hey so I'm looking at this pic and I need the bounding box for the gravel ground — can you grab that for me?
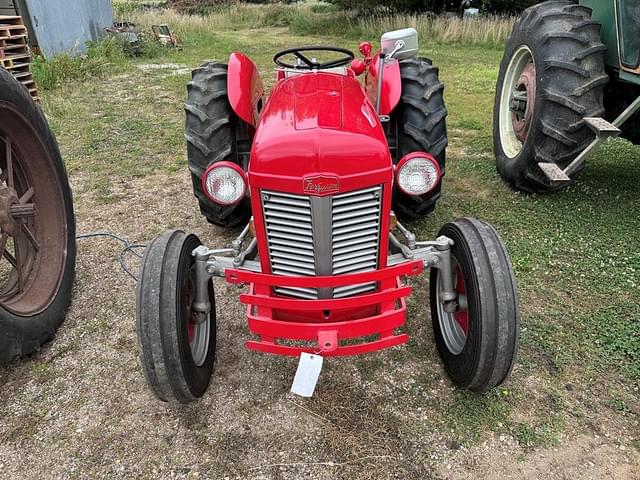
[0,170,638,479]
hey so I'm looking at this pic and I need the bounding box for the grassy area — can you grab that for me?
[35,1,639,458]
[114,1,514,45]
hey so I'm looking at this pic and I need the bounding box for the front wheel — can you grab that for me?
[136,230,216,403]
[430,218,519,392]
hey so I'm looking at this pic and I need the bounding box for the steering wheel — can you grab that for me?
[273,46,355,70]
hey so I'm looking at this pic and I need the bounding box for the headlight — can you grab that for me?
[396,153,441,196]
[202,162,247,205]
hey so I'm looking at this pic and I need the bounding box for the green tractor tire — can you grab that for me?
[493,1,608,193]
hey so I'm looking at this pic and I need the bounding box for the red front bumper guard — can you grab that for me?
[225,260,424,357]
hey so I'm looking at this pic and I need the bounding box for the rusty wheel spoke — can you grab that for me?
[19,186,34,203]
[5,137,13,189]
[21,223,39,251]
[0,232,8,257]
[3,247,17,269]
[12,237,24,293]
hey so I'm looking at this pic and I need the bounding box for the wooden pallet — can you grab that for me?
[0,15,38,102]
[0,16,27,38]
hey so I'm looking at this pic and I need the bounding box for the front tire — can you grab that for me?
[430,218,519,392]
[493,1,607,193]
[136,230,216,403]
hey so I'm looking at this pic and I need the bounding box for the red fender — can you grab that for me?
[365,52,401,116]
[227,52,264,127]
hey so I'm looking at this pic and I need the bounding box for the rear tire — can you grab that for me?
[0,68,76,362]
[430,218,519,392]
[136,230,216,403]
[185,62,252,228]
[493,1,607,193]
[392,57,448,220]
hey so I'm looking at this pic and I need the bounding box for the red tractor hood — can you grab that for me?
[249,72,392,190]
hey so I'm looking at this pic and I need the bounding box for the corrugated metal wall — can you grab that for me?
[23,0,113,58]
[3,0,113,58]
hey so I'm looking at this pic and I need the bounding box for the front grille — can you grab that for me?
[262,190,318,299]
[332,186,381,298]
[262,186,382,299]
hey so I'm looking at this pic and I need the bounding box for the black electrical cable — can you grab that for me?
[75,232,146,281]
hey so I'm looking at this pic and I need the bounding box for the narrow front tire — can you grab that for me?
[136,230,216,403]
[430,218,519,392]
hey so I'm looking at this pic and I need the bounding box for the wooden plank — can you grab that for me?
[11,70,31,80]
[0,25,26,35]
[0,34,27,45]
[2,51,29,61]
[5,62,28,72]
[2,59,29,69]
[0,15,24,24]
[0,15,38,102]
[0,44,28,53]
[5,33,26,41]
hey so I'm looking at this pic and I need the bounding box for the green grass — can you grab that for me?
[36,3,640,451]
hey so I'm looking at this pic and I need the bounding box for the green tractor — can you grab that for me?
[494,0,640,192]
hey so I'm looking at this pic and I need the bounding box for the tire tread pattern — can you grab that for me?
[430,218,519,392]
[136,231,216,403]
[392,58,448,219]
[185,62,250,228]
[494,0,607,193]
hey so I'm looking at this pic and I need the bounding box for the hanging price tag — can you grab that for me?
[290,352,323,397]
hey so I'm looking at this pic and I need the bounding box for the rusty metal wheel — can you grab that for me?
[0,68,75,361]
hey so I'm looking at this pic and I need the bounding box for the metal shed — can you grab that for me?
[0,0,113,58]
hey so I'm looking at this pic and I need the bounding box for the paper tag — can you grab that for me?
[290,353,323,397]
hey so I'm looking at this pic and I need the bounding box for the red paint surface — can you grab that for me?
[365,52,401,115]
[227,264,423,356]
[249,72,391,179]
[454,265,468,334]
[223,59,424,357]
[227,52,264,127]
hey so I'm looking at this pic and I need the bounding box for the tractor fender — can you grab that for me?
[227,52,264,127]
[365,53,401,116]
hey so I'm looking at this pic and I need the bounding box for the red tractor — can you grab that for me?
[137,29,520,403]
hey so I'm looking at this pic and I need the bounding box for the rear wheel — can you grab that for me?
[0,68,76,362]
[185,62,252,228]
[430,218,519,392]
[493,1,607,193]
[391,57,448,219]
[136,230,216,403]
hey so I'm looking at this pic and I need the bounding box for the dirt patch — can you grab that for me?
[437,435,639,480]
[137,63,192,76]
